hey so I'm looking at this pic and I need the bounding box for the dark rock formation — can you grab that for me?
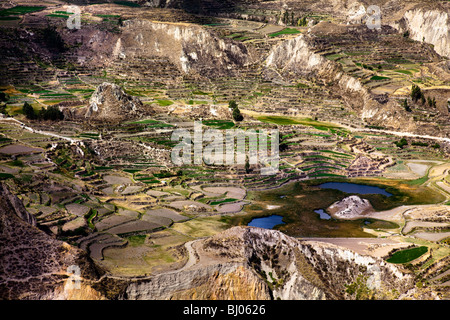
[64,82,152,123]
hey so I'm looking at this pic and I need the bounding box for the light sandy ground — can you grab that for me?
[403,221,450,234]
[0,165,19,174]
[168,200,212,211]
[117,208,140,219]
[436,181,450,195]
[343,205,410,222]
[146,190,171,197]
[0,144,42,155]
[302,238,411,257]
[121,185,143,195]
[362,204,450,223]
[428,163,450,179]
[217,201,249,213]
[430,269,450,285]
[413,231,450,242]
[103,175,132,185]
[0,118,80,143]
[202,186,246,199]
[96,215,135,232]
[144,208,187,222]
[107,220,160,235]
[65,203,90,217]
[406,162,429,176]
[62,217,86,232]
[258,24,285,35]
[102,186,115,195]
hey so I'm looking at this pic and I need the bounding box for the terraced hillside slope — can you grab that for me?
[0,0,449,300]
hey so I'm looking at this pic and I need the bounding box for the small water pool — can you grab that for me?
[248,215,285,229]
[314,209,332,220]
[318,182,392,197]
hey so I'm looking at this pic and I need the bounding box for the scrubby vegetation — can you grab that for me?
[22,103,64,121]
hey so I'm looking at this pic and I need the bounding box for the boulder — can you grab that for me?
[327,195,374,219]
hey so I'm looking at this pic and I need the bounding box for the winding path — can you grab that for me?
[0,118,81,144]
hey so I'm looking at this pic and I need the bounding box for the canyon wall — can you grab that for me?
[395,8,450,59]
[118,19,255,77]
[121,227,420,300]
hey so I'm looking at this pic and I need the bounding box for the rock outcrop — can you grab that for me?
[327,195,374,219]
[64,82,151,123]
[118,20,255,77]
[0,182,104,300]
[87,82,146,120]
[396,7,450,59]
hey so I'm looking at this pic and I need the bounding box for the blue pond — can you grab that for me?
[248,215,285,229]
[318,182,392,197]
[314,209,332,220]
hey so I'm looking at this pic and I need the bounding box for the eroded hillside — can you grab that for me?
[0,0,449,301]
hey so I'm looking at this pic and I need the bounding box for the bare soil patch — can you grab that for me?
[0,144,42,155]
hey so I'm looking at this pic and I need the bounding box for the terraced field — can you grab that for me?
[0,0,449,298]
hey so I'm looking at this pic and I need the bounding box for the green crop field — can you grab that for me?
[202,120,235,130]
[0,6,46,16]
[386,246,428,264]
[269,28,301,37]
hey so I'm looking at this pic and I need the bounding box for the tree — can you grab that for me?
[0,91,9,102]
[282,11,289,25]
[427,96,436,108]
[0,104,7,116]
[23,102,36,120]
[232,106,243,122]
[410,84,423,103]
[298,16,307,27]
[228,100,238,110]
[279,135,288,152]
[402,99,411,112]
[420,94,426,105]
[431,143,440,149]
[229,100,243,122]
[38,105,64,121]
[394,137,408,149]
[245,156,250,174]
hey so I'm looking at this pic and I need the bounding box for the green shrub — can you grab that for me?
[23,102,36,120]
[394,138,408,149]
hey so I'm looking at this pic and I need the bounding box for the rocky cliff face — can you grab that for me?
[396,7,450,59]
[123,263,271,300]
[0,182,104,300]
[118,19,255,77]
[121,227,422,300]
